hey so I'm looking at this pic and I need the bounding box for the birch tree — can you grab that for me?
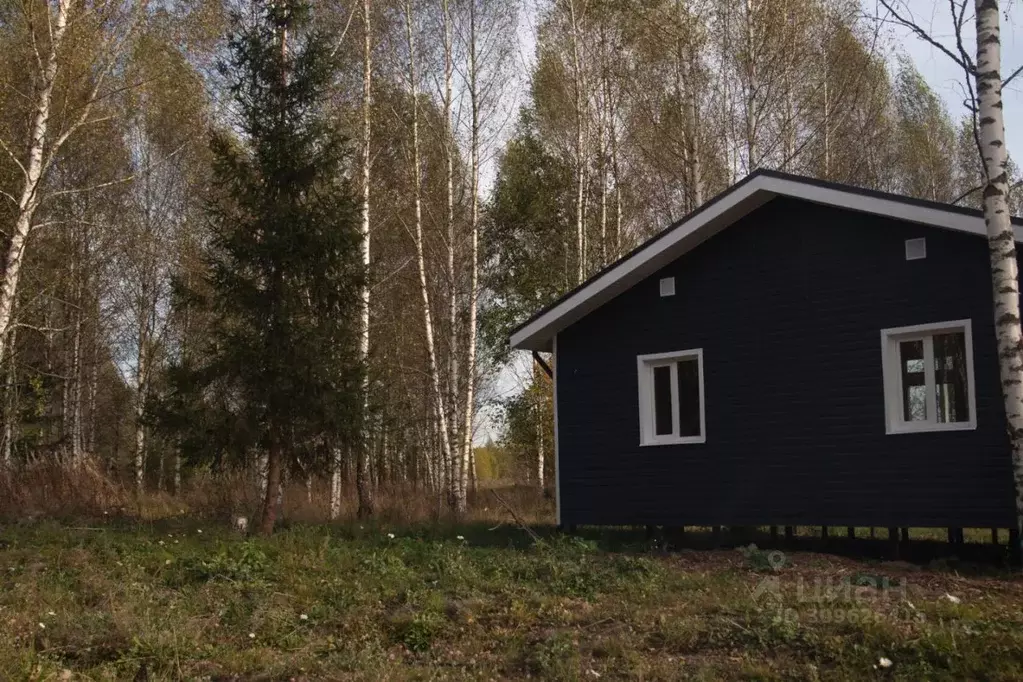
[350,0,374,520]
[0,0,142,368]
[115,46,207,493]
[568,0,588,284]
[973,0,1023,555]
[443,0,458,503]
[402,0,456,503]
[453,0,515,512]
[877,0,1023,555]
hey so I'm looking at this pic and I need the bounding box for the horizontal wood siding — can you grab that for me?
[556,197,1017,528]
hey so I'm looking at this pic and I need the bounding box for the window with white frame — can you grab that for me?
[637,349,705,445]
[880,320,976,434]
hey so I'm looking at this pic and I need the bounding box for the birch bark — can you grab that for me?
[404,0,456,500]
[569,0,587,284]
[2,321,16,467]
[442,0,460,501]
[0,0,72,366]
[134,304,149,494]
[973,0,1023,554]
[347,0,375,519]
[456,0,482,514]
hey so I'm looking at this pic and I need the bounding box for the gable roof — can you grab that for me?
[509,169,1023,352]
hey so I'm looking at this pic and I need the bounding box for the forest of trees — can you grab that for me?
[0,0,1018,531]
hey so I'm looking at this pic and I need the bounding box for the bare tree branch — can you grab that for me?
[876,0,974,73]
[328,5,356,60]
[0,136,28,178]
[1003,63,1023,88]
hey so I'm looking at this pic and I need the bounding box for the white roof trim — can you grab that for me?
[510,173,1022,352]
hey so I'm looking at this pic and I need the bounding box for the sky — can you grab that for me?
[891,0,1023,157]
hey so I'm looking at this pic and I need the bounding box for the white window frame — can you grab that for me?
[637,348,706,446]
[880,319,977,435]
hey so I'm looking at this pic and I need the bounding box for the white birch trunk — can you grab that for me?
[134,256,156,492]
[70,304,83,462]
[686,22,704,208]
[0,0,72,366]
[536,389,545,490]
[422,418,435,489]
[718,2,738,184]
[597,25,610,265]
[672,10,689,201]
[405,0,456,498]
[455,0,482,515]
[673,1,702,211]
[597,78,608,264]
[345,0,374,519]
[86,325,98,455]
[569,0,586,284]
[61,340,70,458]
[823,72,831,176]
[134,323,148,495]
[469,446,477,492]
[2,409,11,468]
[442,0,460,500]
[973,0,1023,553]
[743,0,758,172]
[330,446,343,518]
[2,321,17,467]
[610,114,622,258]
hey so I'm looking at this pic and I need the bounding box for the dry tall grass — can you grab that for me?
[0,458,125,520]
[0,458,555,526]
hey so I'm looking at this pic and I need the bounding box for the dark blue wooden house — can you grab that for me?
[509,170,1020,532]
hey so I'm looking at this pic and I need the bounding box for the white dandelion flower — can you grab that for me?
[47,611,55,616]
[248,633,255,639]
[878,657,893,669]
[38,622,45,630]
[387,533,395,539]
[300,614,308,621]
[456,535,465,541]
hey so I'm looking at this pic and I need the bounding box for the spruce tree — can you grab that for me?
[194,0,363,535]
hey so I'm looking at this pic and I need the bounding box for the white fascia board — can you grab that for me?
[509,174,1023,352]
[763,175,1023,240]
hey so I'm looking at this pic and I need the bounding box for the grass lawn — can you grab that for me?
[1,519,1022,681]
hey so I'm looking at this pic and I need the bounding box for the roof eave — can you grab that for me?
[508,172,1021,353]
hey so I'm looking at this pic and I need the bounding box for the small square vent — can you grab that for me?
[659,277,676,297]
[905,238,927,261]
